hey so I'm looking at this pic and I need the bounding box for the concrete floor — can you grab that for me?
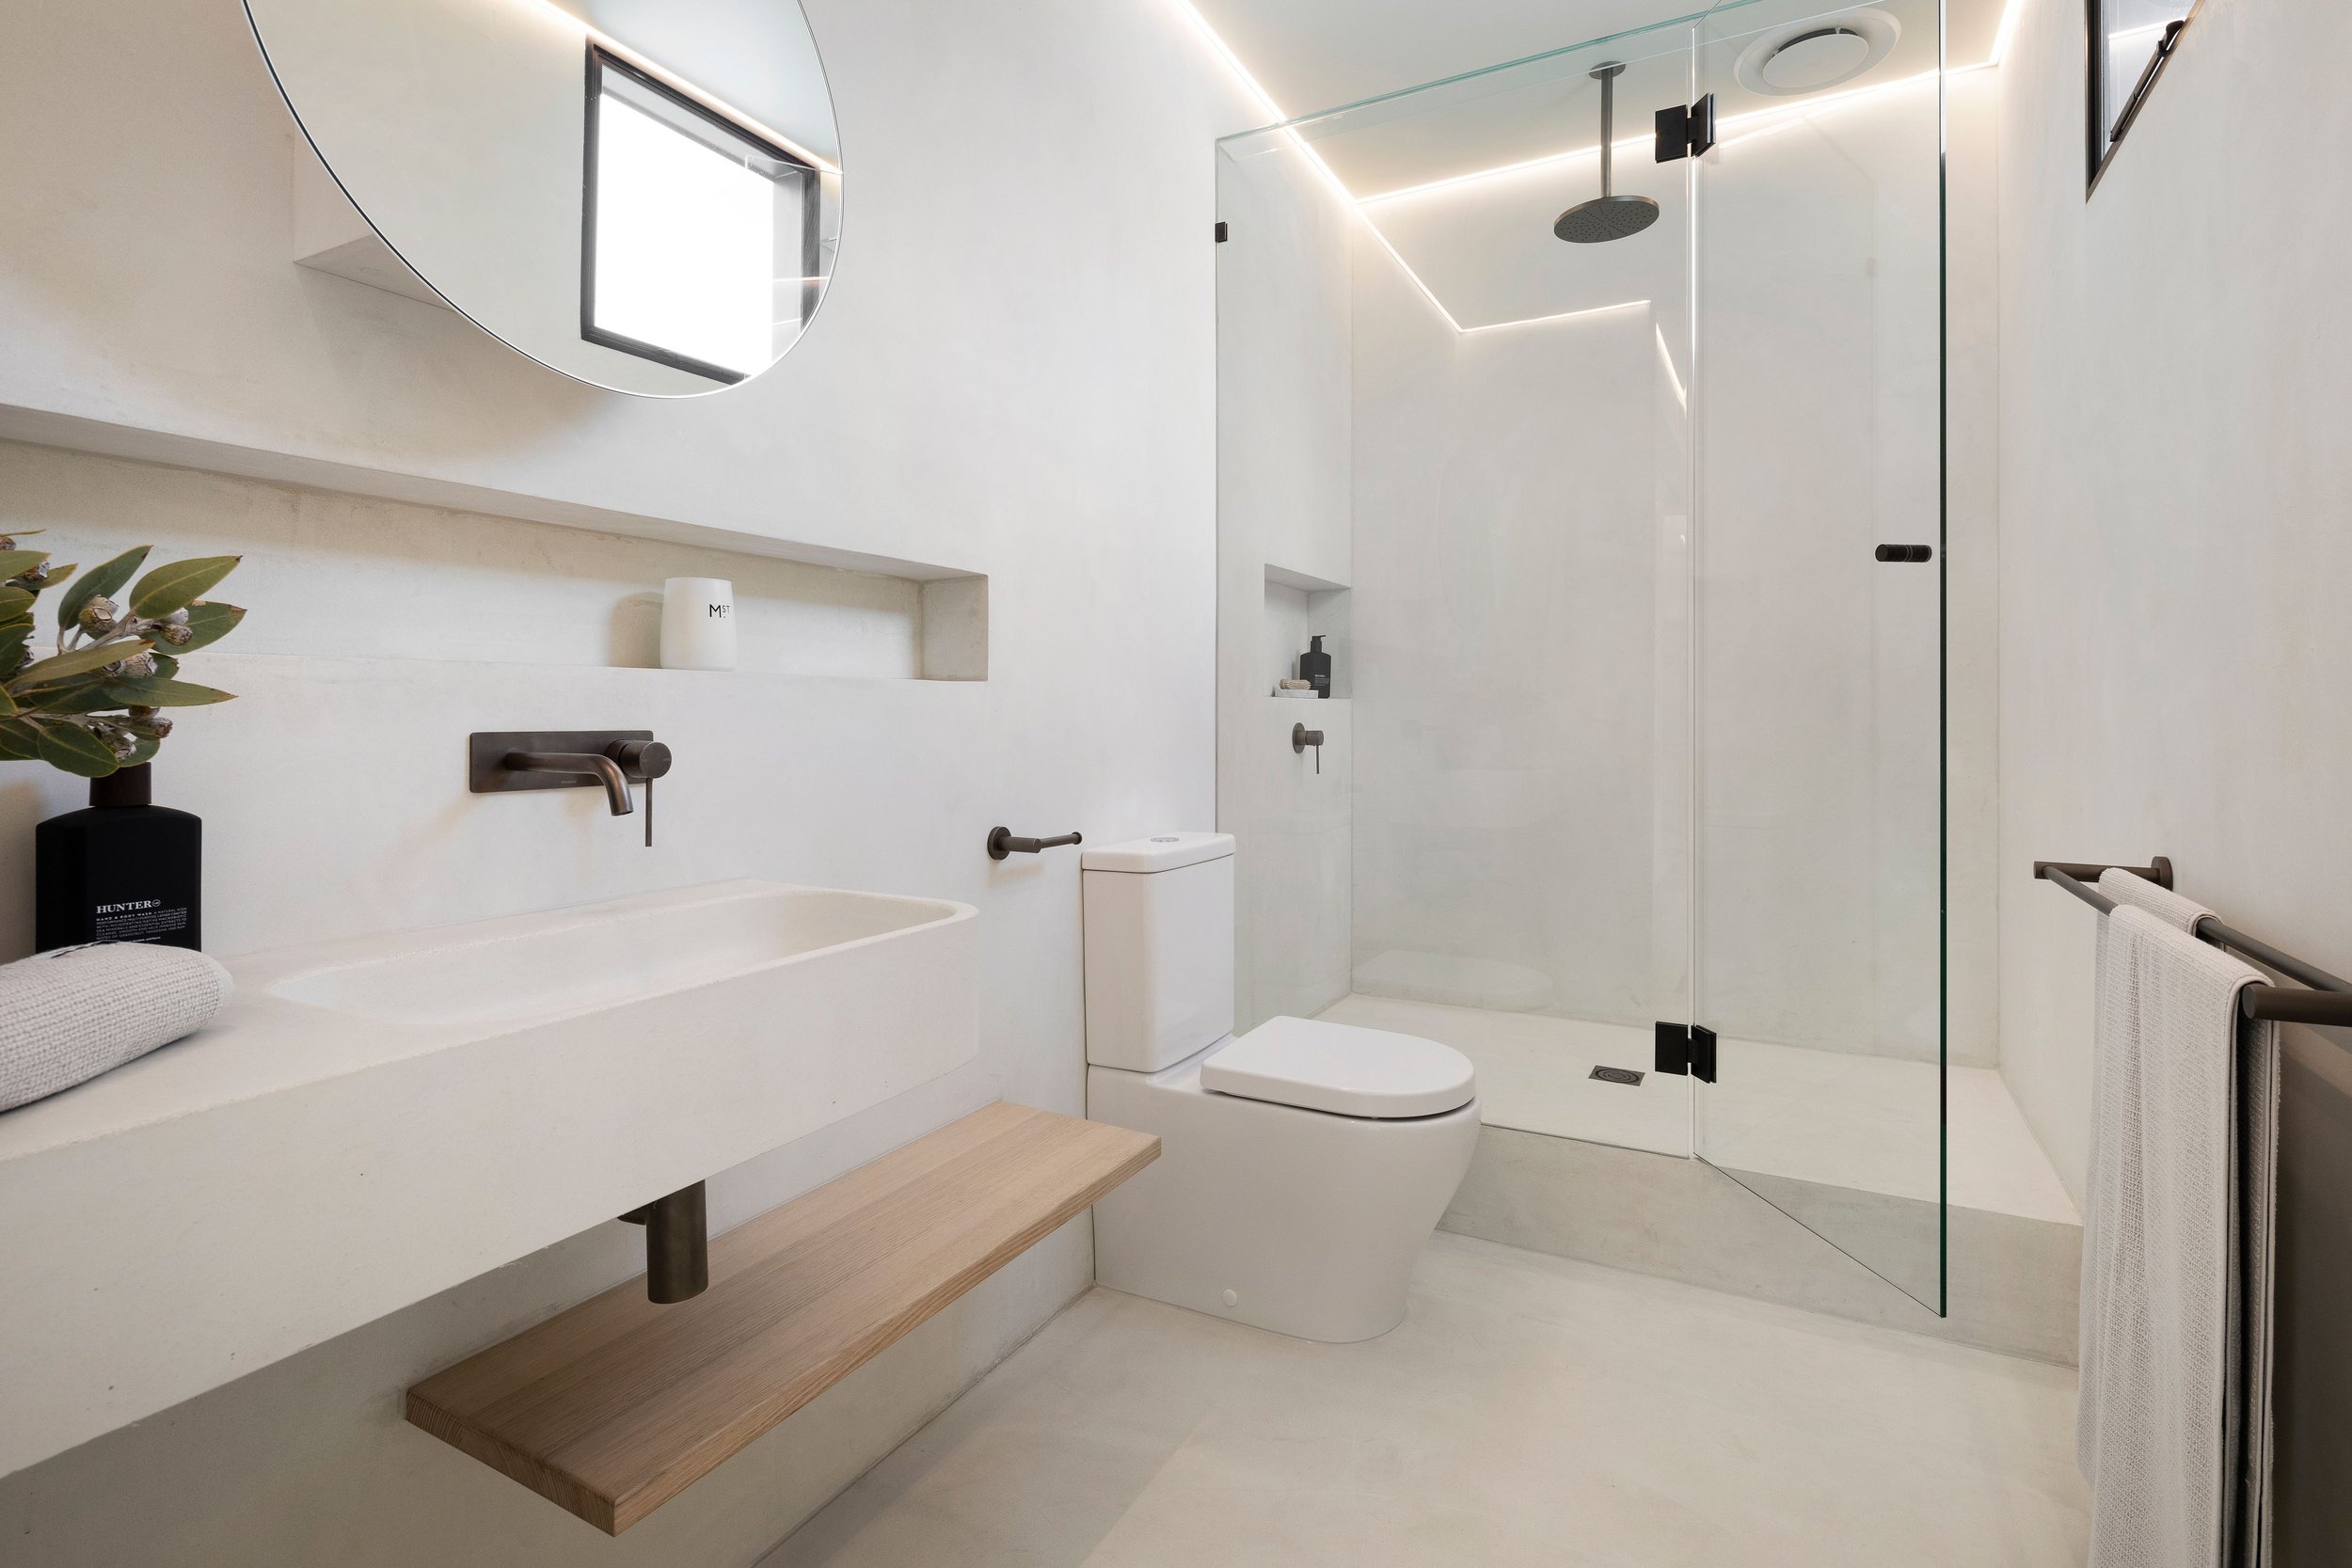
[762,1232,2090,1568]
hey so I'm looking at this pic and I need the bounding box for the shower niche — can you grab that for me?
[1262,565,1348,701]
[1216,0,1959,1315]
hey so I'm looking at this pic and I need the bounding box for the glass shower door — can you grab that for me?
[1689,0,1947,1313]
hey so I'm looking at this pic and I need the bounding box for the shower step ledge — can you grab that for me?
[405,1102,1159,1536]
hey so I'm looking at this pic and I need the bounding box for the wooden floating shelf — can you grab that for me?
[406,1102,1159,1534]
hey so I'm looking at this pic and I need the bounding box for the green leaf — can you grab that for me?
[0,587,33,622]
[0,548,50,582]
[25,679,119,715]
[128,556,240,619]
[102,675,235,707]
[118,731,161,768]
[56,546,150,630]
[12,638,150,688]
[147,652,178,680]
[0,718,40,761]
[177,601,246,652]
[0,684,15,717]
[28,719,119,777]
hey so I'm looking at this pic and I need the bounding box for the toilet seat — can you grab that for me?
[1200,1016,1476,1119]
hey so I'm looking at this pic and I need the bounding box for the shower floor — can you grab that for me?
[1316,993,2078,1225]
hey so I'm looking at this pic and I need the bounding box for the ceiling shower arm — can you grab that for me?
[1597,66,1614,195]
[1599,61,1618,195]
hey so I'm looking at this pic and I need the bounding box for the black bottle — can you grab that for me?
[34,765,202,952]
[1298,633,1333,699]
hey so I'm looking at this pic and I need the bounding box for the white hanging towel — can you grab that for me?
[2080,876,2279,1568]
[2095,869,2280,1568]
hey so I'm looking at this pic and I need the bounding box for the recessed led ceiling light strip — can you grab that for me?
[1171,0,1463,330]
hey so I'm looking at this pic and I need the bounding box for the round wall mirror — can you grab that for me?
[244,0,842,398]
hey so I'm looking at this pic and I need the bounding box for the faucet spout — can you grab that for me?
[502,751,633,815]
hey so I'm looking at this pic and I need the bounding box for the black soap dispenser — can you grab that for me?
[1298,634,1332,699]
[34,764,202,952]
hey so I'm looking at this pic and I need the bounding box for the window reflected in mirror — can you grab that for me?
[2089,0,2197,190]
[583,49,820,384]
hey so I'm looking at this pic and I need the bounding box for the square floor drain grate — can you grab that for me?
[1589,1066,1645,1086]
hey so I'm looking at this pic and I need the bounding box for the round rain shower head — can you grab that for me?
[1554,193,1661,244]
[1552,61,1657,245]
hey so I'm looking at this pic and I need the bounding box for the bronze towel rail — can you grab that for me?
[2036,859,2352,1025]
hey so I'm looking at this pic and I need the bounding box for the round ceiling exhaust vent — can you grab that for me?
[1734,8,1901,97]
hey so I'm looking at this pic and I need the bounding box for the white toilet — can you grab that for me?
[1083,832,1480,1342]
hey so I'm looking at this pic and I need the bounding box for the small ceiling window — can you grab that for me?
[2088,0,2198,191]
[582,48,818,384]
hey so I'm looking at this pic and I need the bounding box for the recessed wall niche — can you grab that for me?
[0,439,987,681]
[1262,562,1348,700]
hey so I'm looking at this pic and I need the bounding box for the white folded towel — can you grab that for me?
[2081,884,2278,1568]
[0,943,233,1113]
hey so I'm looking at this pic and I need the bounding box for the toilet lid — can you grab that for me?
[1200,1016,1476,1119]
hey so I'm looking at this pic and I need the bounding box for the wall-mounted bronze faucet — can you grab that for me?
[469,730,674,846]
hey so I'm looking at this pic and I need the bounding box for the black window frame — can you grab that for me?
[2086,0,2198,194]
[580,45,821,384]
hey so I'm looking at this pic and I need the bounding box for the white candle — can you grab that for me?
[660,577,737,671]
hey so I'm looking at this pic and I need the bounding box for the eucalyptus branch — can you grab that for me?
[0,537,246,778]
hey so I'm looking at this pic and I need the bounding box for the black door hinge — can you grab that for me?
[1215,220,1229,243]
[1652,1022,1718,1083]
[1654,95,1716,163]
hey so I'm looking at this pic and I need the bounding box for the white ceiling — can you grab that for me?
[1192,0,2006,125]
[1205,0,1987,346]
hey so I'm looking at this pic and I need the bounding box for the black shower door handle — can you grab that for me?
[1874,544,1934,562]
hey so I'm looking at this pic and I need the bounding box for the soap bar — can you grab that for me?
[0,943,233,1113]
